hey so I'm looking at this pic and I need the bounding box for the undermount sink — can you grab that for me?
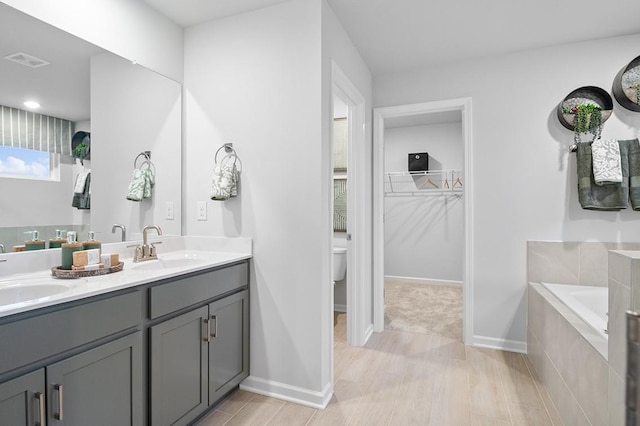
[0,278,85,305]
[130,257,203,271]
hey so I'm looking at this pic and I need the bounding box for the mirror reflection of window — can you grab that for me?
[0,146,54,179]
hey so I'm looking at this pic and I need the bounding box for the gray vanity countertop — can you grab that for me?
[0,236,252,318]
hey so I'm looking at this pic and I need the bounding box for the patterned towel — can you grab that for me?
[211,157,238,201]
[592,138,622,185]
[126,162,155,202]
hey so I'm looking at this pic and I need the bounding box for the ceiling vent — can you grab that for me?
[3,52,50,68]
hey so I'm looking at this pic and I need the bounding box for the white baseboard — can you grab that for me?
[333,304,347,312]
[240,376,333,409]
[471,335,526,353]
[384,275,463,288]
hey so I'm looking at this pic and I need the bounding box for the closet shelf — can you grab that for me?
[384,170,463,196]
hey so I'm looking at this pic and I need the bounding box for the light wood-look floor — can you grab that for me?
[197,314,562,426]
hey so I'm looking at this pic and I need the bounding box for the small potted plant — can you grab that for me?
[71,131,90,165]
[562,102,602,143]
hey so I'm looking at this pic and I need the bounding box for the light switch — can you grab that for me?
[197,201,207,221]
[165,202,174,220]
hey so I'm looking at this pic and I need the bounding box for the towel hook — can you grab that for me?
[134,151,151,168]
[215,143,236,163]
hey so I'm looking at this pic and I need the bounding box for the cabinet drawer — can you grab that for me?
[0,291,142,375]
[149,262,248,319]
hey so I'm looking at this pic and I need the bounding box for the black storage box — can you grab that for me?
[408,152,429,173]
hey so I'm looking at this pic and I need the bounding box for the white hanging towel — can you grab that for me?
[592,138,622,185]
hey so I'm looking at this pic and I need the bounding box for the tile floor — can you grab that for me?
[196,313,562,425]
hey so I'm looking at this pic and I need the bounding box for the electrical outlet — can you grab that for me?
[197,201,207,221]
[165,201,174,220]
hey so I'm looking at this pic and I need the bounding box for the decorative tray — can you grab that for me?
[51,262,124,279]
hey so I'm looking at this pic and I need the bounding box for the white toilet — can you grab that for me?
[333,247,347,283]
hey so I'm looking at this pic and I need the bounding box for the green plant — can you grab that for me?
[564,103,602,143]
[73,142,88,159]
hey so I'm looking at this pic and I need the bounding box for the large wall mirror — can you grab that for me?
[0,2,182,251]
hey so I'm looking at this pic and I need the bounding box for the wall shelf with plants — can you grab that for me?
[613,55,640,112]
[556,86,613,149]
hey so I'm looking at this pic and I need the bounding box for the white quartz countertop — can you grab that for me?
[0,236,252,319]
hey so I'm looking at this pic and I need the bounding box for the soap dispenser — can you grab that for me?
[82,231,102,251]
[24,230,45,251]
[61,231,83,270]
[49,229,67,249]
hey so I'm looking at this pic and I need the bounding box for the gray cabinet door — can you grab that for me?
[208,290,249,405]
[46,332,143,426]
[150,305,208,426]
[0,369,45,426]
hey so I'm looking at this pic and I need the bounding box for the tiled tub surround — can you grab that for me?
[528,282,608,425]
[527,240,640,287]
[527,241,640,425]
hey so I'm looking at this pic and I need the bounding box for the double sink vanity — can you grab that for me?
[0,236,252,425]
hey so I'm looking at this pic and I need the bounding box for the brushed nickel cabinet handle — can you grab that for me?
[35,392,45,426]
[203,318,211,342]
[211,315,217,338]
[54,384,63,420]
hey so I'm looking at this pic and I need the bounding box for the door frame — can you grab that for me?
[331,61,371,348]
[372,98,474,343]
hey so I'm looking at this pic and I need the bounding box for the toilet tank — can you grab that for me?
[333,247,347,281]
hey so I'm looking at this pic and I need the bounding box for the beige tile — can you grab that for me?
[266,402,317,425]
[528,285,546,344]
[523,356,564,426]
[554,316,580,396]
[633,258,640,311]
[466,347,509,421]
[388,355,437,425]
[527,329,543,380]
[609,280,631,378]
[577,343,608,426]
[470,413,510,425]
[528,241,579,284]
[509,403,553,426]
[609,367,625,426]
[349,336,405,426]
[308,379,363,426]
[609,252,632,288]
[429,357,471,426]
[494,351,544,409]
[579,242,616,286]
[225,394,285,426]
[216,389,256,415]
[542,303,560,368]
[197,409,233,426]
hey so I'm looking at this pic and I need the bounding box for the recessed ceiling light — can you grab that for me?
[24,101,40,109]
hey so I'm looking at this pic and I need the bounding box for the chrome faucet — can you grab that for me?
[131,225,163,262]
[111,224,127,242]
[0,244,4,253]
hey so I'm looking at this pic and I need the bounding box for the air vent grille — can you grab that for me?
[3,52,50,68]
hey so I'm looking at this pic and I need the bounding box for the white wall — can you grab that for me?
[1,160,76,227]
[0,0,183,82]
[184,0,329,404]
[91,52,182,242]
[384,122,463,281]
[375,33,640,349]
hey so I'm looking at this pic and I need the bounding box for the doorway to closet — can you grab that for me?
[373,98,473,343]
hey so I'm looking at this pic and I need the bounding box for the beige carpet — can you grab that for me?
[384,280,462,341]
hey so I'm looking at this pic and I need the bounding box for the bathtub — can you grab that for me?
[541,282,608,340]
